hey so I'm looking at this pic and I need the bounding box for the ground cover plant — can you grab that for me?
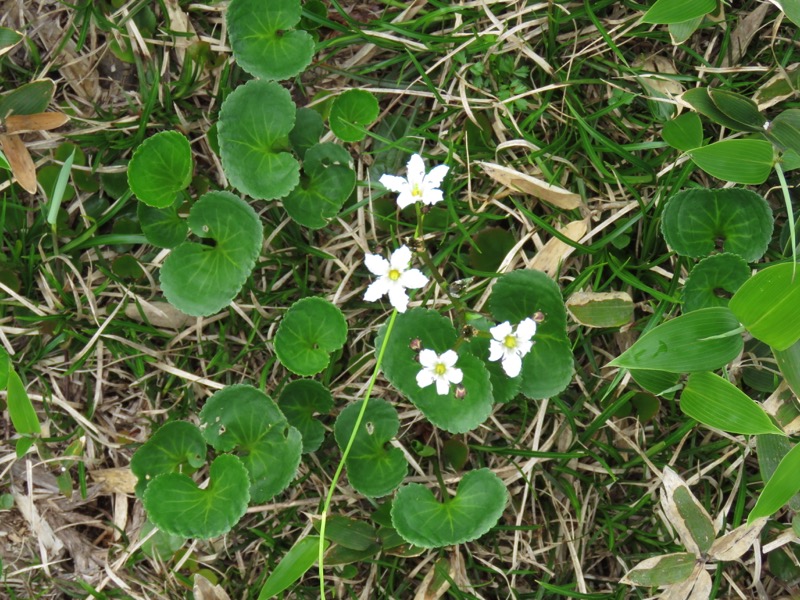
[2,0,800,598]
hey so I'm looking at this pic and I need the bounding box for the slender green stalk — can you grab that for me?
[318,309,398,598]
[775,161,797,275]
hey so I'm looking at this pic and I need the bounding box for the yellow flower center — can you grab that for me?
[388,269,401,281]
[434,363,447,376]
[503,335,517,349]
[411,183,423,197]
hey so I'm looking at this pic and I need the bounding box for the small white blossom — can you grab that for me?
[379,153,449,209]
[364,245,428,313]
[416,349,463,395]
[488,318,537,377]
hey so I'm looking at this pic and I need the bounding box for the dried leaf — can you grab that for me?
[709,517,766,561]
[2,112,69,134]
[89,467,137,495]
[660,467,716,556]
[477,161,582,209]
[620,552,696,587]
[125,300,193,329]
[0,133,37,193]
[567,291,634,328]
[721,3,770,68]
[662,565,712,600]
[193,574,231,600]
[529,219,587,276]
[414,556,453,600]
[164,0,198,67]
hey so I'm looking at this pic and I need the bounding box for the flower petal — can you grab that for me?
[406,154,426,184]
[416,368,436,388]
[502,353,522,378]
[488,340,505,361]
[490,321,513,340]
[388,285,410,312]
[440,350,459,368]
[447,368,463,384]
[379,174,410,193]
[516,339,533,357]
[421,188,444,206]
[364,253,389,276]
[516,318,537,341]
[364,277,390,302]
[390,245,413,271]
[399,268,428,290]
[396,191,418,209]
[418,349,439,368]
[435,377,450,395]
[423,164,449,189]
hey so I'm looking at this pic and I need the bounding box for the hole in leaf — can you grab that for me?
[365,422,375,435]
[200,237,217,248]
[219,425,226,434]
[714,236,726,251]
[713,288,733,299]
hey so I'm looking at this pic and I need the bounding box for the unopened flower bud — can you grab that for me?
[454,384,467,399]
[533,311,545,323]
[461,325,475,338]
[409,338,423,352]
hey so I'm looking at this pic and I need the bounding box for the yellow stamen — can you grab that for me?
[411,183,423,197]
[434,363,447,376]
[503,335,517,349]
[388,269,401,281]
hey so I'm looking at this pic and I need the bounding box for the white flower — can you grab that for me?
[488,318,537,377]
[379,153,449,209]
[416,349,463,395]
[364,245,428,313]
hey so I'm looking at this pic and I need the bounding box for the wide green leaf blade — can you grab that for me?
[642,0,715,24]
[143,454,250,539]
[661,188,773,261]
[608,307,743,372]
[218,79,299,200]
[683,87,753,132]
[391,468,507,548]
[6,369,41,435]
[258,536,329,599]
[757,434,800,512]
[662,112,703,152]
[708,89,766,132]
[621,552,696,586]
[687,139,774,185]
[774,339,800,397]
[748,442,800,524]
[227,0,315,81]
[729,262,800,351]
[766,108,800,156]
[0,79,55,117]
[127,131,193,208]
[334,399,407,498]
[683,254,751,312]
[680,372,783,435]
[160,191,263,316]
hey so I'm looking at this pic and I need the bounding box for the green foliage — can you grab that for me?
[682,254,750,312]
[283,157,355,229]
[258,536,329,600]
[391,468,507,548]
[687,140,774,185]
[130,421,207,497]
[749,443,800,524]
[0,79,54,116]
[159,191,263,316]
[329,90,379,142]
[5,368,40,435]
[661,112,703,152]
[274,297,348,377]
[127,131,193,208]
[768,109,800,156]
[278,380,333,454]
[642,0,715,24]
[137,201,188,248]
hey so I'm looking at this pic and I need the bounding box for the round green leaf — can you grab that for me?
[683,253,751,312]
[289,108,324,159]
[283,162,355,229]
[278,379,333,454]
[687,139,774,185]
[488,270,574,399]
[160,191,263,316]
[302,142,352,175]
[609,307,744,372]
[128,131,193,208]
[218,79,299,200]
[227,0,315,81]
[391,468,507,548]
[334,399,407,498]
[138,201,188,248]
[662,112,703,152]
[274,297,347,376]
[143,454,250,539]
[375,309,494,433]
[200,385,302,503]
[681,372,783,435]
[130,421,207,497]
[329,90,379,143]
[766,109,800,156]
[661,188,773,261]
[730,262,800,351]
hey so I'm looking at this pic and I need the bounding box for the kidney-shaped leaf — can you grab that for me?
[130,421,207,497]
[289,108,324,159]
[329,90,379,143]
[278,379,333,454]
[160,191,263,316]
[218,79,299,200]
[488,270,574,399]
[730,262,800,351]
[282,160,355,229]
[375,309,494,433]
[199,385,301,503]
[687,139,773,185]
[138,201,188,249]
[391,468,507,548]
[143,454,250,539]
[661,188,772,261]
[748,442,800,524]
[680,372,783,435]
[227,0,315,81]
[274,297,348,377]
[683,254,751,313]
[609,307,743,372]
[128,131,193,208]
[334,398,407,498]
[642,0,715,24]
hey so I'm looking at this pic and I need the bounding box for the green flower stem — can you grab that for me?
[775,161,798,271]
[318,309,398,598]
[414,241,467,321]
